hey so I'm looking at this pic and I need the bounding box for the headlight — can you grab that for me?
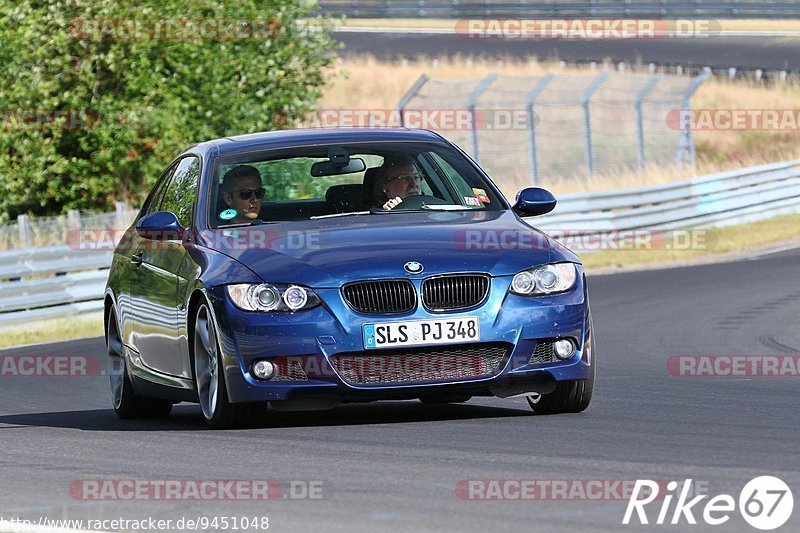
[226,283,320,312]
[510,270,535,294]
[510,263,577,295]
[283,285,308,311]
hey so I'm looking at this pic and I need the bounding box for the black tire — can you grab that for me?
[107,309,173,419]
[192,303,266,429]
[526,377,593,415]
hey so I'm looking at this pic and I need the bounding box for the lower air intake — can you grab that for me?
[331,343,509,386]
[271,356,309,381]
[529,341,558,365]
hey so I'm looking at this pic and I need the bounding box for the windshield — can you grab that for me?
[208,141,503,227]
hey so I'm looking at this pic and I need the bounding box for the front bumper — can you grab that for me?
[207,270,593,404]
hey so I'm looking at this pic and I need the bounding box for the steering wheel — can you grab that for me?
[394,194,449,210]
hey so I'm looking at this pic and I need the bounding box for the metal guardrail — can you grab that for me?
[536,160,800,232]
[0,160,798,327]
[320,0,800,18]
[0,246,110,325]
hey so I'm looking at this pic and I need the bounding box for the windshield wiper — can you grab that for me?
[215,220,275,228]
[367,207,428,214]
[366,205,478,214]
[310,211,371,220]
[421,205,478,211]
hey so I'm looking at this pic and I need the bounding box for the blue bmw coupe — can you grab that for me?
[105,128,595,428]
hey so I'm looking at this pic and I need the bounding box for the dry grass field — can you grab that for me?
[319,56,800,195]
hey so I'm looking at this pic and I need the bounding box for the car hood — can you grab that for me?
[200,210,575,287]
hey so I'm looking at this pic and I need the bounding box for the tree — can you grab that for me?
[0,0,335,220]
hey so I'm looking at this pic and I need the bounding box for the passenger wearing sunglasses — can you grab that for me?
[221,165,266,224]
[375,156,424,210]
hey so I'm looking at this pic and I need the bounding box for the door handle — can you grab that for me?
[130,252,143,266]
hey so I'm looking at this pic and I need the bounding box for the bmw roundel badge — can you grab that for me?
[404,261,424,274]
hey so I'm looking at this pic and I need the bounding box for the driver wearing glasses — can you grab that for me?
[221,165,266,224]
[375,156,424,211]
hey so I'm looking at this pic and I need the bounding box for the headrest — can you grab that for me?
[326,183,365,213]
[362,167,386,207]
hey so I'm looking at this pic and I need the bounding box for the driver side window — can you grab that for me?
[160,157,201,227]
[141,163,177,218]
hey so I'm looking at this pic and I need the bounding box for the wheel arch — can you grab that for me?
[103,290,116,341]
[186,288,209,352]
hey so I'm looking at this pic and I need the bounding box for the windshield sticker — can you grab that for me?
[219,209,237,220]
[472,188,490,203]
[464,197,481,206]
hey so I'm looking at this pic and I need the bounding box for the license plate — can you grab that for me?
[363,317,480,349]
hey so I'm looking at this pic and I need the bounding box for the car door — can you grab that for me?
[130,155,200,377]
[120,162,176,350]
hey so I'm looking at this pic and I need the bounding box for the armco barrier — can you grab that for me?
[320,0,800,18]
[535,160,800,232]
[0,246,110,326]
[0,160,798,326]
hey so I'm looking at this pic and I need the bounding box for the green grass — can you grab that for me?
[581,213,800,270]
[0,311,103,349]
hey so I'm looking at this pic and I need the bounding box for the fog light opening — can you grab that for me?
[554,339,576,360]
[252,360,275,380]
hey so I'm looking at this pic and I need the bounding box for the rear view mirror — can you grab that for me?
[311,157,366,177]
[513,187,557,217]
[136,211,184,240]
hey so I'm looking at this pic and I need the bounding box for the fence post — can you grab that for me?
[677,73,710,168]
[525,73,555,185]
[17,215,32,247]
[114,202,130,231]
[396,74,430,127]
[635,75,662,171]
[67,209,81,230]
[466,74,498,164]
[581,72,609,176]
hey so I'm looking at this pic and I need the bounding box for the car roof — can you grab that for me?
[185,128,450,157]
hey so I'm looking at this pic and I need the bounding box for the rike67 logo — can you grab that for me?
[624,477,794,530]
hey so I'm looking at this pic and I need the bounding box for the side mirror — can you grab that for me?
[512,187,557,217]
[136,211,184,240]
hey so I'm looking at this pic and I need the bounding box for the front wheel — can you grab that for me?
[192,303,265,429]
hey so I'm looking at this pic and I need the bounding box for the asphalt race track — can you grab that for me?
[1,247,799,532]
[334,31,800,70]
